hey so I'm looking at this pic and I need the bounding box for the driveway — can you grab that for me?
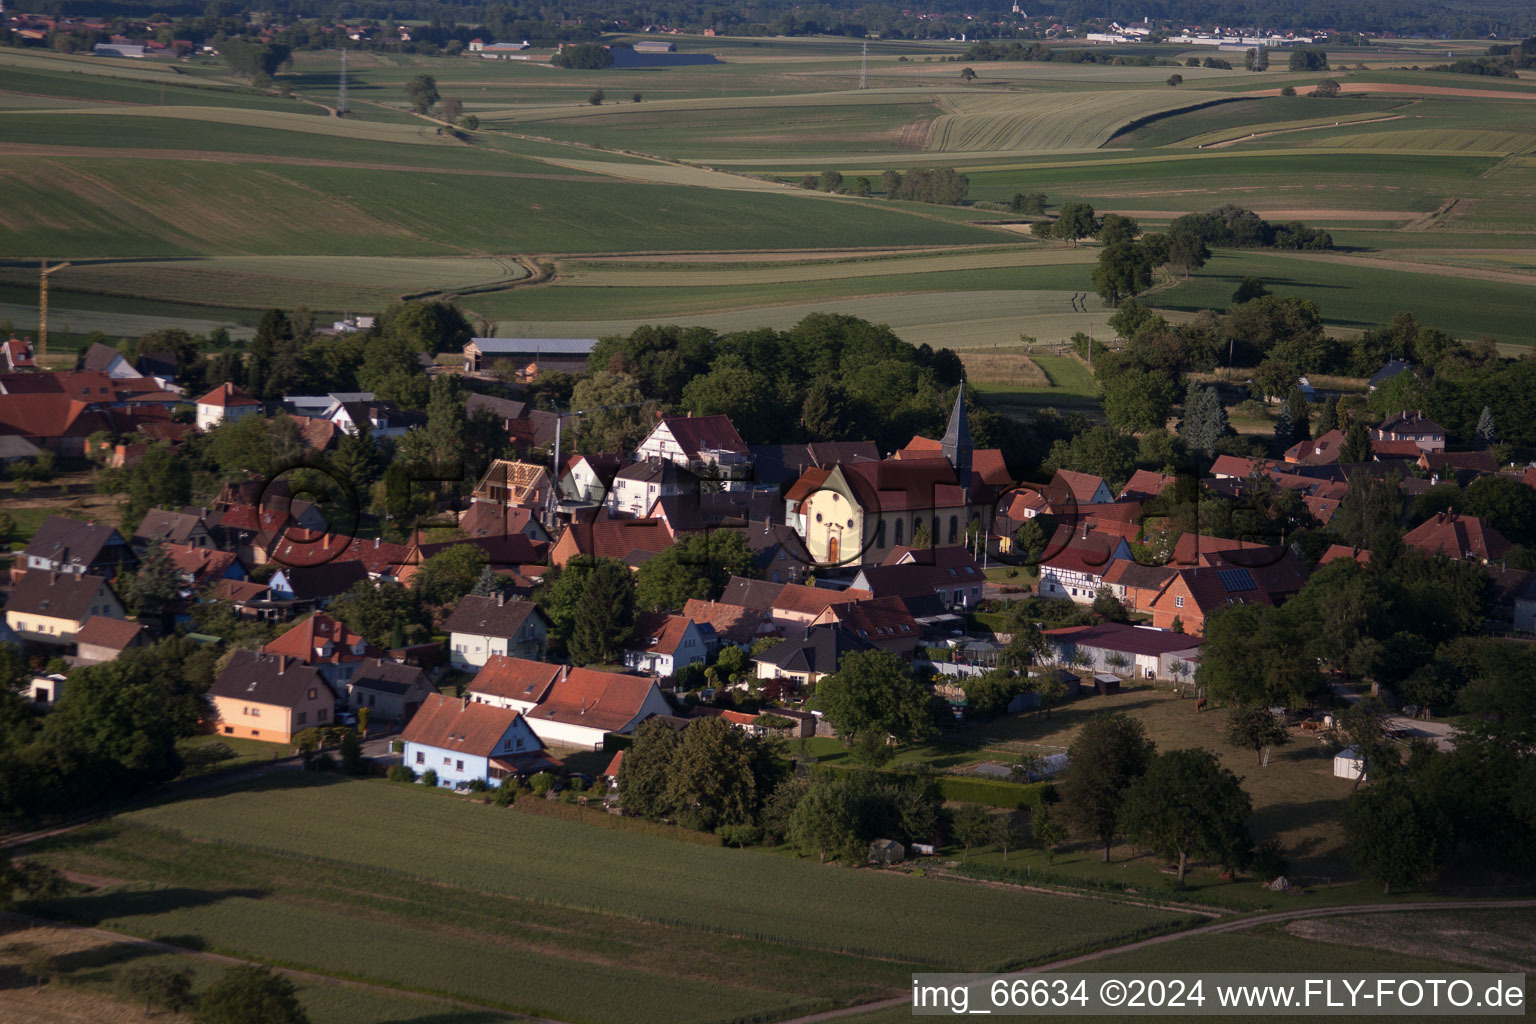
[1330,682,1458,752]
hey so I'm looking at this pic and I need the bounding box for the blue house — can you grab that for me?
[400,694,562,789]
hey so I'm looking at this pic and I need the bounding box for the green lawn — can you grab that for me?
[24,774,1189,1024]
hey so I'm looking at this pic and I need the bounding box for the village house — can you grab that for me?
[132,507,217,552]
[267,561,369,609]
[1147,546,1307,635]
[752,625,873,690]
[470,459,553,515]
[681,597,772,651]
[194,382,260,431]
[401,694,561,787]
[1035,525,1134,603]
[69,616,149,666]
[550,517,675,568]
[264,612,386,687]
[607,458,699,517]
[558,453,626,506]
[465,656,563,712]
[344,658,435,723]
[23,516,135,578]
[1117,469,1176,502]
[809,596,919,658]
[442,593,551,669]
[4,572,125,648]
[634,413,753,489]
[207,651,335,745]
[1372,411,1446,453]
[623,612,709,677]
[517,669,673,750]
[1403,511,1511,563]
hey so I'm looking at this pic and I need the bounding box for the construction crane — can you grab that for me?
[39,259,72,368]
[544,397,654,530]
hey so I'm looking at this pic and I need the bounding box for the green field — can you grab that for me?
[2,42,1534,358]
[25,775,1189,1024]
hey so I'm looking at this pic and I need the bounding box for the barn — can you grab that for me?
[463,337,598,376]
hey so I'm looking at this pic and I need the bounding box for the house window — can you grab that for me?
[251,730,260,737]
[456,760,464,772]
[223,726,234,734]
[1175,596,1184,608]
[318,709,328,721]
[296,712,307,725]
[443,756,451,765]
[307,688,317,700]
[949,516,958,543]
[415,751,424,764]
[894,520,904,546]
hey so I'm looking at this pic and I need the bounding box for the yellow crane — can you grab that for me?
[39,259,72,368]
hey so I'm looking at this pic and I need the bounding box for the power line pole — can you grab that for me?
[337,48,350,116]
[859,41,868,90]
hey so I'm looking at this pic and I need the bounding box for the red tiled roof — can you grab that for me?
[784,467,831,504]
[402,694,531,757]
[1284,428,1345,465]
[631,612,694,656]
[72,615,146,650]
[771,583,870,617]
[528,668,659,733]
[1170,533,1269,568]
[264,613,382,664]
[196,382,259,408]
[1319,544,1371,566]
[813,595,916,641]
[603,749,624,777]
[163,542,239,586]
[682,598,763,646]
[1403,512,1511,562]
[1119,469,1175,501]
[838,457,968,512]
[655,414,749,458]
[554,518,674,567]
[1052,469,1108,505]
[471,655,562,703]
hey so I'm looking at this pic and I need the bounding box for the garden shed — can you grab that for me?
[868,839,906,865]
[1333,747,1367,781]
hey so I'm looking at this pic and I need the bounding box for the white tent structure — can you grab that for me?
[1333,747,1367,781]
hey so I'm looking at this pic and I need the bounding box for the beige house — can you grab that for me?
[206,650,336,745]
[5,572,125,648]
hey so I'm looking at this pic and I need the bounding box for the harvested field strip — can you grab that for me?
[0,48,192,82]
[560,247,1094,286]
[958,350,1050,387]
[522,155,796,191]
[1265,249,1536,287]
[0,144,615,179]
[1306,129,1536,153]
[924,90,1222,152]
[1,106,464,146]
[0,257,528,311]
[1184,113,1407,148]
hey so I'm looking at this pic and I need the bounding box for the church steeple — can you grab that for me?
[941,381,972,489]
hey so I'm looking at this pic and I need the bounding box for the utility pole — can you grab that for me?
[337,48,350,116]
[39,259,71,368]
[859,41,868,90]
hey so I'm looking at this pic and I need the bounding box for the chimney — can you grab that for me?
[580,696,587,714]
[497,591,505,607]
[561,664,570,680]
[278,656,287,675]
[374,536,381,549]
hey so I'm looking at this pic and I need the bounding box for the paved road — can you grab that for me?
[1330,682,1458,752]
[777,899,1536,1024]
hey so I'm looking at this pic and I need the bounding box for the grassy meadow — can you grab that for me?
[22,774,1191,1024]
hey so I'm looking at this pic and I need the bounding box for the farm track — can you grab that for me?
[777,899,1536,1024]
[0,144,614,181]
[1199,114,1407,149]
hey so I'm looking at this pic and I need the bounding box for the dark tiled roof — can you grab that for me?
[7,571,117,622]
[442,595,548,640]
[208,650,333,707]
[752,625,873,675]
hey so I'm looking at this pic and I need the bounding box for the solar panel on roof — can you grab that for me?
[1217,568,1256,592]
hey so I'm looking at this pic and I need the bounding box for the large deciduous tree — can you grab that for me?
[1344,776,1446,895]
[814,650,935,764]
[1059,712,1156,861]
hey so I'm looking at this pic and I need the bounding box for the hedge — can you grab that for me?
[936,776,1051,809]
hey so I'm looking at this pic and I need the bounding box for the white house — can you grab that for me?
[623,613,708,677]
[634,414,752,489]
[400,694,560,788]
[1037,528,1134,603]
[195,383,260,431]
[441,593,551,670]
[607,458,698,518]
[521,669,672,750]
